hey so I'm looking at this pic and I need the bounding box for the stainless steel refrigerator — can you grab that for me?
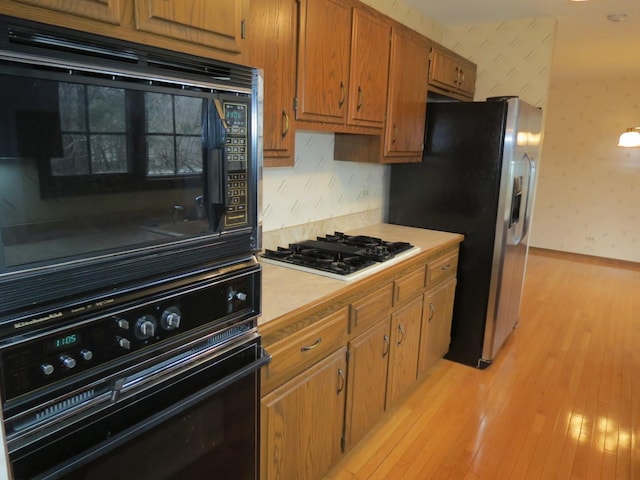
[387,97,542,368]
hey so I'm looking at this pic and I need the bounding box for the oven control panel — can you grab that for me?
[0,265,259,404]
[224,101,249,229]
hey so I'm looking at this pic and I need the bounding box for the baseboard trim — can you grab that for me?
[529,247,640,271]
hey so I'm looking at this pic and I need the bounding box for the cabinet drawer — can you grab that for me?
[427,252,458,285]
[350,283,393,335]
[393,266,426,305]
[262,307,349,393]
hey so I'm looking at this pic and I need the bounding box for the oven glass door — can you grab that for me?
[9,337,268,480]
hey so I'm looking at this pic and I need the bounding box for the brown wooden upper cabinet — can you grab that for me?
[248,0,297,167]
[295,0,351,125]
[1,0,250,63]
[428,45,477,100]
[383,26,430,162]
[134,0,248,54]
[334,23,429,164]
[4,0,122,24]
[296,0,389,131]
[346,8,390,129]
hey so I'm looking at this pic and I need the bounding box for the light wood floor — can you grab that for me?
[324,249,640,480]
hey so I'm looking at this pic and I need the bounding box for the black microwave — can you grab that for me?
[0,17,262,323]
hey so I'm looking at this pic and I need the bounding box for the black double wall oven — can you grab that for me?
[0,16,267,480]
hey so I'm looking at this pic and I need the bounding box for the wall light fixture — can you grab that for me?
[618,127,640,147]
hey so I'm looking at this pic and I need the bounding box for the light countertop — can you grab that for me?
[258,223,463,325]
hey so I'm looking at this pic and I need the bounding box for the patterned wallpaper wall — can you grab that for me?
[359,0,443,39]
[441,18,556,108]
[443,19,640,262]
[532,77,640,262]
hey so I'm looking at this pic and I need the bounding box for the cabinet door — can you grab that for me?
[428,49,460,91]
[261,347,347,480]
[456,63,477,97]
[344,318,390,450]
[428,47,477,99]
[419,277,457,375]
[7,0,121,24]
[248,0,296,166]
[347,8,390,128]
[386,295,423,406]
[384,27,429,161]
[296,0,351,124]
[134,0,248,54]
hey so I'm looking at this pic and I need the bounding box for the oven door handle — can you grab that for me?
[115,334,268,401]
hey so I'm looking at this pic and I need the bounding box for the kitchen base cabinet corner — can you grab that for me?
[261,347,347,480]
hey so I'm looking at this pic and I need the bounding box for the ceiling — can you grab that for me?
[404,0,640,78]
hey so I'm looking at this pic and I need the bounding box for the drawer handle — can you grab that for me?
[397,324,405,345]
[301,337,322,352]
[440,264,451,271]
[337,368,345,394]
[383,334,390,357]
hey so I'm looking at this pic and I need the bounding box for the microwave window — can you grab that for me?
[0,72,217,270]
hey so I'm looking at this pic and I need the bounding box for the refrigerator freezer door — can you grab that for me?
[483,155,531,361]
[481,100,541,364]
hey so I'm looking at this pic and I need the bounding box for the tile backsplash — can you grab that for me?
[262,131,387,241]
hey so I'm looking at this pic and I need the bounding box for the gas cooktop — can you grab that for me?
[260,232,420,281]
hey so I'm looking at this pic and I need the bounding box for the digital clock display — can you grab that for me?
[45,333,81,352]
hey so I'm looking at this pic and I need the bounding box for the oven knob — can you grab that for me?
[41,363,55,376]
[160,307,181,331]
[117,337,131,350]
[80,349,93,361]
[134,315,157,340]
[59,355,77,370]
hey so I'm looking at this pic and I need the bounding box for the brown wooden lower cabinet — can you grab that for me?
[343,317,391,450]
[386,295,424,406]
[419,277,457,375]
[260,247,460,480]
[261,347,347,480]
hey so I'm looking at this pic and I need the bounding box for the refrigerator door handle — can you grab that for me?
[520,153,536,243]
[511,153,536,245]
